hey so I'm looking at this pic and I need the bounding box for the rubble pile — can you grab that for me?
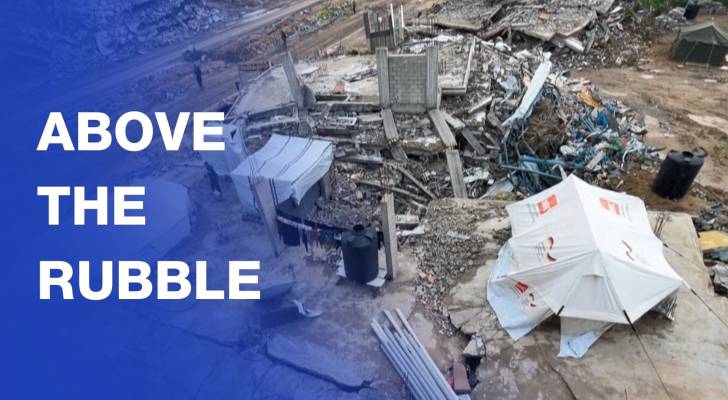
[697,0,728,15]
[411,199,509,334]
[694,202,728,232]
[421,0,661,69]
[305,166,386,229]
[655,7,688,31]
[436,38,654,195]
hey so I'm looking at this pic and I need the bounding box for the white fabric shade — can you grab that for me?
[231,134,333,210]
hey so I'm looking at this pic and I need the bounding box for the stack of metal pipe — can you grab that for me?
[370,308,459,400]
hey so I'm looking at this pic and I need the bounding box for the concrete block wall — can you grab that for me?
[388,54,427,112]
[377,47,439,113]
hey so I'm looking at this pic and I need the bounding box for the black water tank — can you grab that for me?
[652,150,704,200]
[684,4,700,20]
[342,225,379,284]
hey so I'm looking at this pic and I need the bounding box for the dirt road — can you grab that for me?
[577,16,728,192]
[40,0,325,113]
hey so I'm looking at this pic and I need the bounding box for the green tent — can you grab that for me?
[670,22,728,66]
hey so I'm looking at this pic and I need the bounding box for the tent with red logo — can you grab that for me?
[487,175,687,357]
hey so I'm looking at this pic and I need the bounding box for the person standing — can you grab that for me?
[280,30,287,48]
[194,63,203,90]
[204,162,222,200]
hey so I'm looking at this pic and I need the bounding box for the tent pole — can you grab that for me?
[251,177,282,257]
[623,310,674,400]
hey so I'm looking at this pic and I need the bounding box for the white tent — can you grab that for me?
[231,134,333,210]
[488,175,687,357]
[198,123,246,175]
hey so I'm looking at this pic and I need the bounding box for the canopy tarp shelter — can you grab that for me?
[231,134,333,211]
[488,175,687,357]
[670,21,728,66]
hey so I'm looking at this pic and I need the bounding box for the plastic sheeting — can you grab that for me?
[488,244,552,340]
[489,244,619,358]
[231,134,333,210]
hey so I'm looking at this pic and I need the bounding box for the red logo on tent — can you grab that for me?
[600,197,621,216]
[545,236,557,262]
[536,236,557,262]
[622,240,636,262]
[537,195,558,215]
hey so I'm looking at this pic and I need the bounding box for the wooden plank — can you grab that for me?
[395,214,420,228]
[355,179,428,204]
[460,128,486,155]
[428,109,457,148]
[442,111,465,131]
[446,150,467,198]
[462,37,476,88]
[381,193,399,280]
[381,109,408,162]
[388,163,436,200]
[434,19,482,32]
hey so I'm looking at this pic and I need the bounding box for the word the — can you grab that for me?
[37,186,145,226]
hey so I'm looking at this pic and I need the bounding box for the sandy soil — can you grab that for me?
[576,15,728,193]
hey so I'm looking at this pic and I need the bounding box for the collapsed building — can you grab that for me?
[177,1,728,397]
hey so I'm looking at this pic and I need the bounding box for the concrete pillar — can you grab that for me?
[320,166,334,201]
[381,193,398,280]
[282,50,304,109]
[376,48,391,109]
[425,45,439,110]
[251,177,282,257]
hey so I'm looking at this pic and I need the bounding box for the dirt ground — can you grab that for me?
[576,15,728,195]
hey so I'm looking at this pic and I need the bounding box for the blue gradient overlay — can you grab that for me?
[0,2,337,398]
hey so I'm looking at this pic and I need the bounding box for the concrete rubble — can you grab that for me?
[710,264,728,295]
[82,0,728,397]
[23,0,233,77]
[446,208,728,399]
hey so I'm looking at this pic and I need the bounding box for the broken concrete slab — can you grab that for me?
[448,208,728,399]
[445,150,467,198]
[429,109,457,148]
[266,334,367,391]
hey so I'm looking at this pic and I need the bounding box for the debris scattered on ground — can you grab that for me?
[655,7,688,31]
[411,200,509,334]
[371,309,459,399]
[709,264,728,295]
